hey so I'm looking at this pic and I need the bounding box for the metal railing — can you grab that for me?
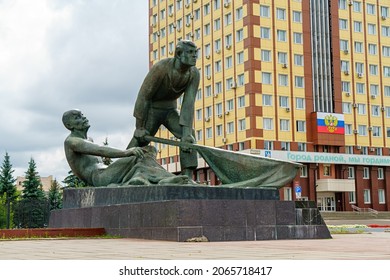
[351,204,378,216]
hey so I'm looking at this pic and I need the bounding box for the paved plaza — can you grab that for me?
[0,219,389,260]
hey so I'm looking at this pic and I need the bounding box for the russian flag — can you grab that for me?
[317,112,345,134]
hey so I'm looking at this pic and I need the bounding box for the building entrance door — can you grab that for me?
[318,196,336,211]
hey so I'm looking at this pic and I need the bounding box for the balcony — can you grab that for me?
[316,179,355,192]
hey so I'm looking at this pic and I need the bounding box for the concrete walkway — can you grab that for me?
[0,220,389,260]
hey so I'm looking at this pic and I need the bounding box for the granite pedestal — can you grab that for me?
[49,185,331,241]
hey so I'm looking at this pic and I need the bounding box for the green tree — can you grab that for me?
[13,158,48,228]
[0,152,17,229]
[48,179,62,210]
[63,170,87,188]
[21,158,45,200]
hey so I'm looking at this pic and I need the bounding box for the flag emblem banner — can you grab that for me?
[317,113,345,134]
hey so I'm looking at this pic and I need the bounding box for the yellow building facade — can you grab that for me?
[148,0,390,212]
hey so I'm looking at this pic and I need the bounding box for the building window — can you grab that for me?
[227,122,234,134]
[349,191,356,204]
[263,118,273,130]
[367,23,376,35]
[364,189,371,204]
[354,41,363,53]
[236,7,243,20]
[278,52,288,64]
[293,11,302,22]
[378,168,384,180]
[293,32,303,44]
[343,102,352,114]
[236,29,244,42]
[386,86,390,97]
[296,97,305,109]
[357,103,366,115]
[279,74,288,86]
[296,120,306,132]
[260,5,270,17]
[277,8,286,20]
[358,125,367,136]
[238,96,245,108]
[238,119,246,131]
[372,106,380,117]
[280,142,290,151]
[237,51,244,64]
[294,54,304,66]
[206,127,213,139]
[261,27,271,39]
[340,39,349,51]
[345,146,353,154]
[348,167,355,179]
[264,141,273,150]
[295,76,304,88]
[363,167,370,179]
[284,187,292,201]
[339,0,346,10]
[298,142,306,151]
[226,99,234,112]
[225,56,233,69]
[262,50,272,62]
[262,94,272,106]
[224,13,232,26]
[277,30,287,42]
[378,189,386,204]
[196,109,202,121]
[368,44,377,55]
[215,60,222,72]
[344,124,352,135]
[383,26,390,37]
[382,6,389,18]
[367,3,376,15]
[215,102,222,116]
[323,165,331,176]
[354,21,362,32]
[342,81,350,93]
[279,96,289,108]
[216,124,223,137]
[280,119,290,131]
[339,19,348,30]
[214,18,221,30]
[262,72,272,84]
[300,165,308,177]
[353,1,361,12]
[356,83,365,94]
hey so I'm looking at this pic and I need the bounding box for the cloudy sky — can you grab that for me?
[0,0,149,183]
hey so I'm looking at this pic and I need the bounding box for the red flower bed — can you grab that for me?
[367,224,390,228]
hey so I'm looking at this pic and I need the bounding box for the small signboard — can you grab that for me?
[294,183,302,199]
[264,150,272,158]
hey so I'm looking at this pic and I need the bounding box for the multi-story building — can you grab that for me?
[148,0,390,212]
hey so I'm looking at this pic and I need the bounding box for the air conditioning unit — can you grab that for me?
[353,103,358,108]
[224,1,230,8]
[186,23,191,27]
[190,14,194,19]
[357,72,363,78]
[348,0,353,6]
[205,117,210,122]
[354,130,359,134]
[169,51,173,55]
[226,45,231,50]
[215,49,221,54]
[370,147,376,152]
[177,28,182,32]
[230,82,237,89]
[214,93,219,98]
[185,4,190,8]
[222,138,227,143]
[206,75,211,80]
[189,32,194,37]
[156,31,160,36]
[282,63,288,68]
[218,114,223,118]
[344,49,349,54]
[193,0,197,3]
[344,70,349,75]
[286,107,290,112]
[381,107,385,112]
[225,111,230,115]
[205,55,210,59]
[368,126,373,131]
[169,13,173,17]
[382,16,387,20]
[345,92,350,97]
[371,94,377,99]
[151,23,156,28]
